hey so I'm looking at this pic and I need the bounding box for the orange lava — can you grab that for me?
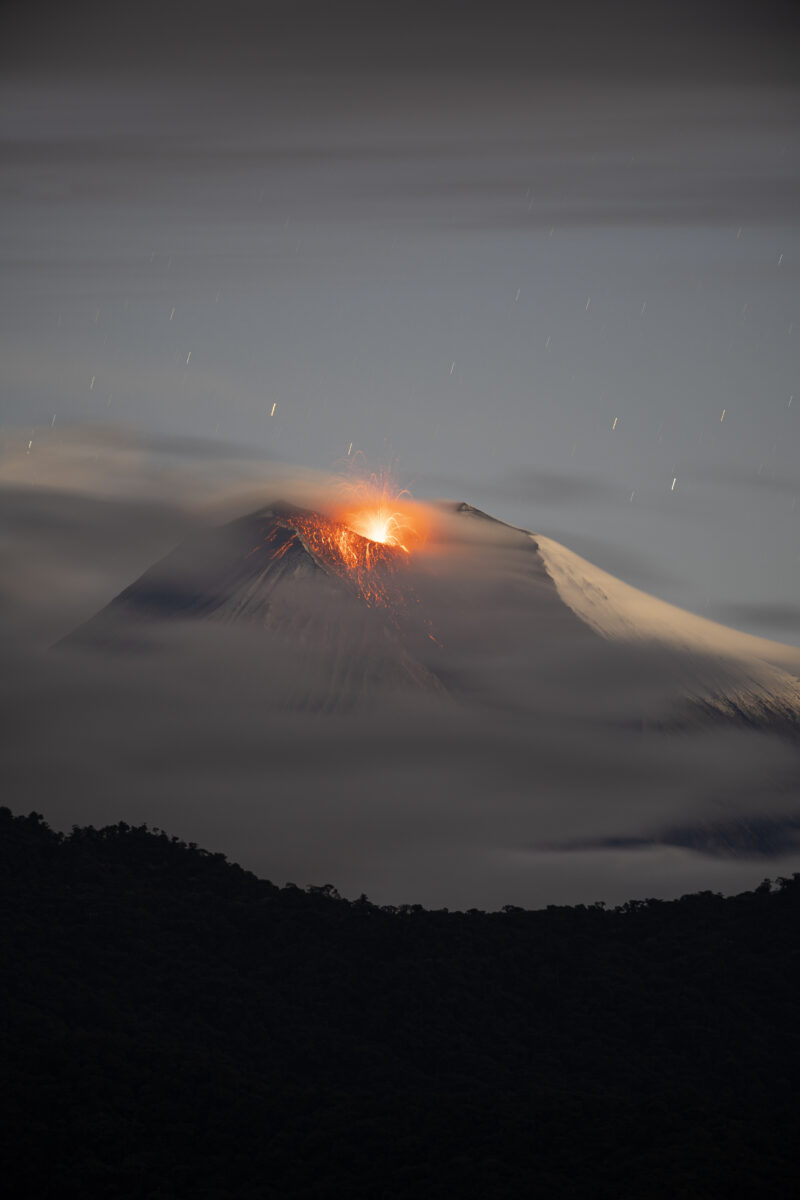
[287,509,406,613]
[258,461,431,618]
[333,460,428,554]
[344,504,419,551]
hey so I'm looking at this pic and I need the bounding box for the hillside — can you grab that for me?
[1,807,799,1198]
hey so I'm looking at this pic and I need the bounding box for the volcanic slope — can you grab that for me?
[61,502,443,709]
[445,502,800,731]
[62,498,800,729]
[534,531,800,727]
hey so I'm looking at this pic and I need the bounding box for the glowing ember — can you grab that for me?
[347,506,411,550]
[252,461,430,624]
[335,457,426,554]
[280,508,407,614]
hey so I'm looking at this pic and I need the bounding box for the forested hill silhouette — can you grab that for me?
[2,807,799,1199]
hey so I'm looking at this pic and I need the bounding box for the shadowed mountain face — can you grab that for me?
[62,501,444,708]
[65,501,395,626]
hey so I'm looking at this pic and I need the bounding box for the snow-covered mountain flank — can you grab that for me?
[61,498,800,734]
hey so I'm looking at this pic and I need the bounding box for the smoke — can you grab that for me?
[2,426,799,909]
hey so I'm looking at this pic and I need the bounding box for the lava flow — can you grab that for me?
[291,508,406,611]
[263,467,429,617]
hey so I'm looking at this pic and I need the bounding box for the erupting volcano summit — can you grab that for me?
[61,497,800,733]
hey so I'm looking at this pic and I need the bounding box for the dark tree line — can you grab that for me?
[1,806,799,1198]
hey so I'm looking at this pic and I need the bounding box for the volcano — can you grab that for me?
[37,496,800,880]
[60,500,443,708]
[62,498,800,732]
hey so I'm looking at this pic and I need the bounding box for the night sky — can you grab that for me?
[2,1,799,638]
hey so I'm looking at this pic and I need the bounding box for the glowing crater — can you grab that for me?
[346,507,412,550]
